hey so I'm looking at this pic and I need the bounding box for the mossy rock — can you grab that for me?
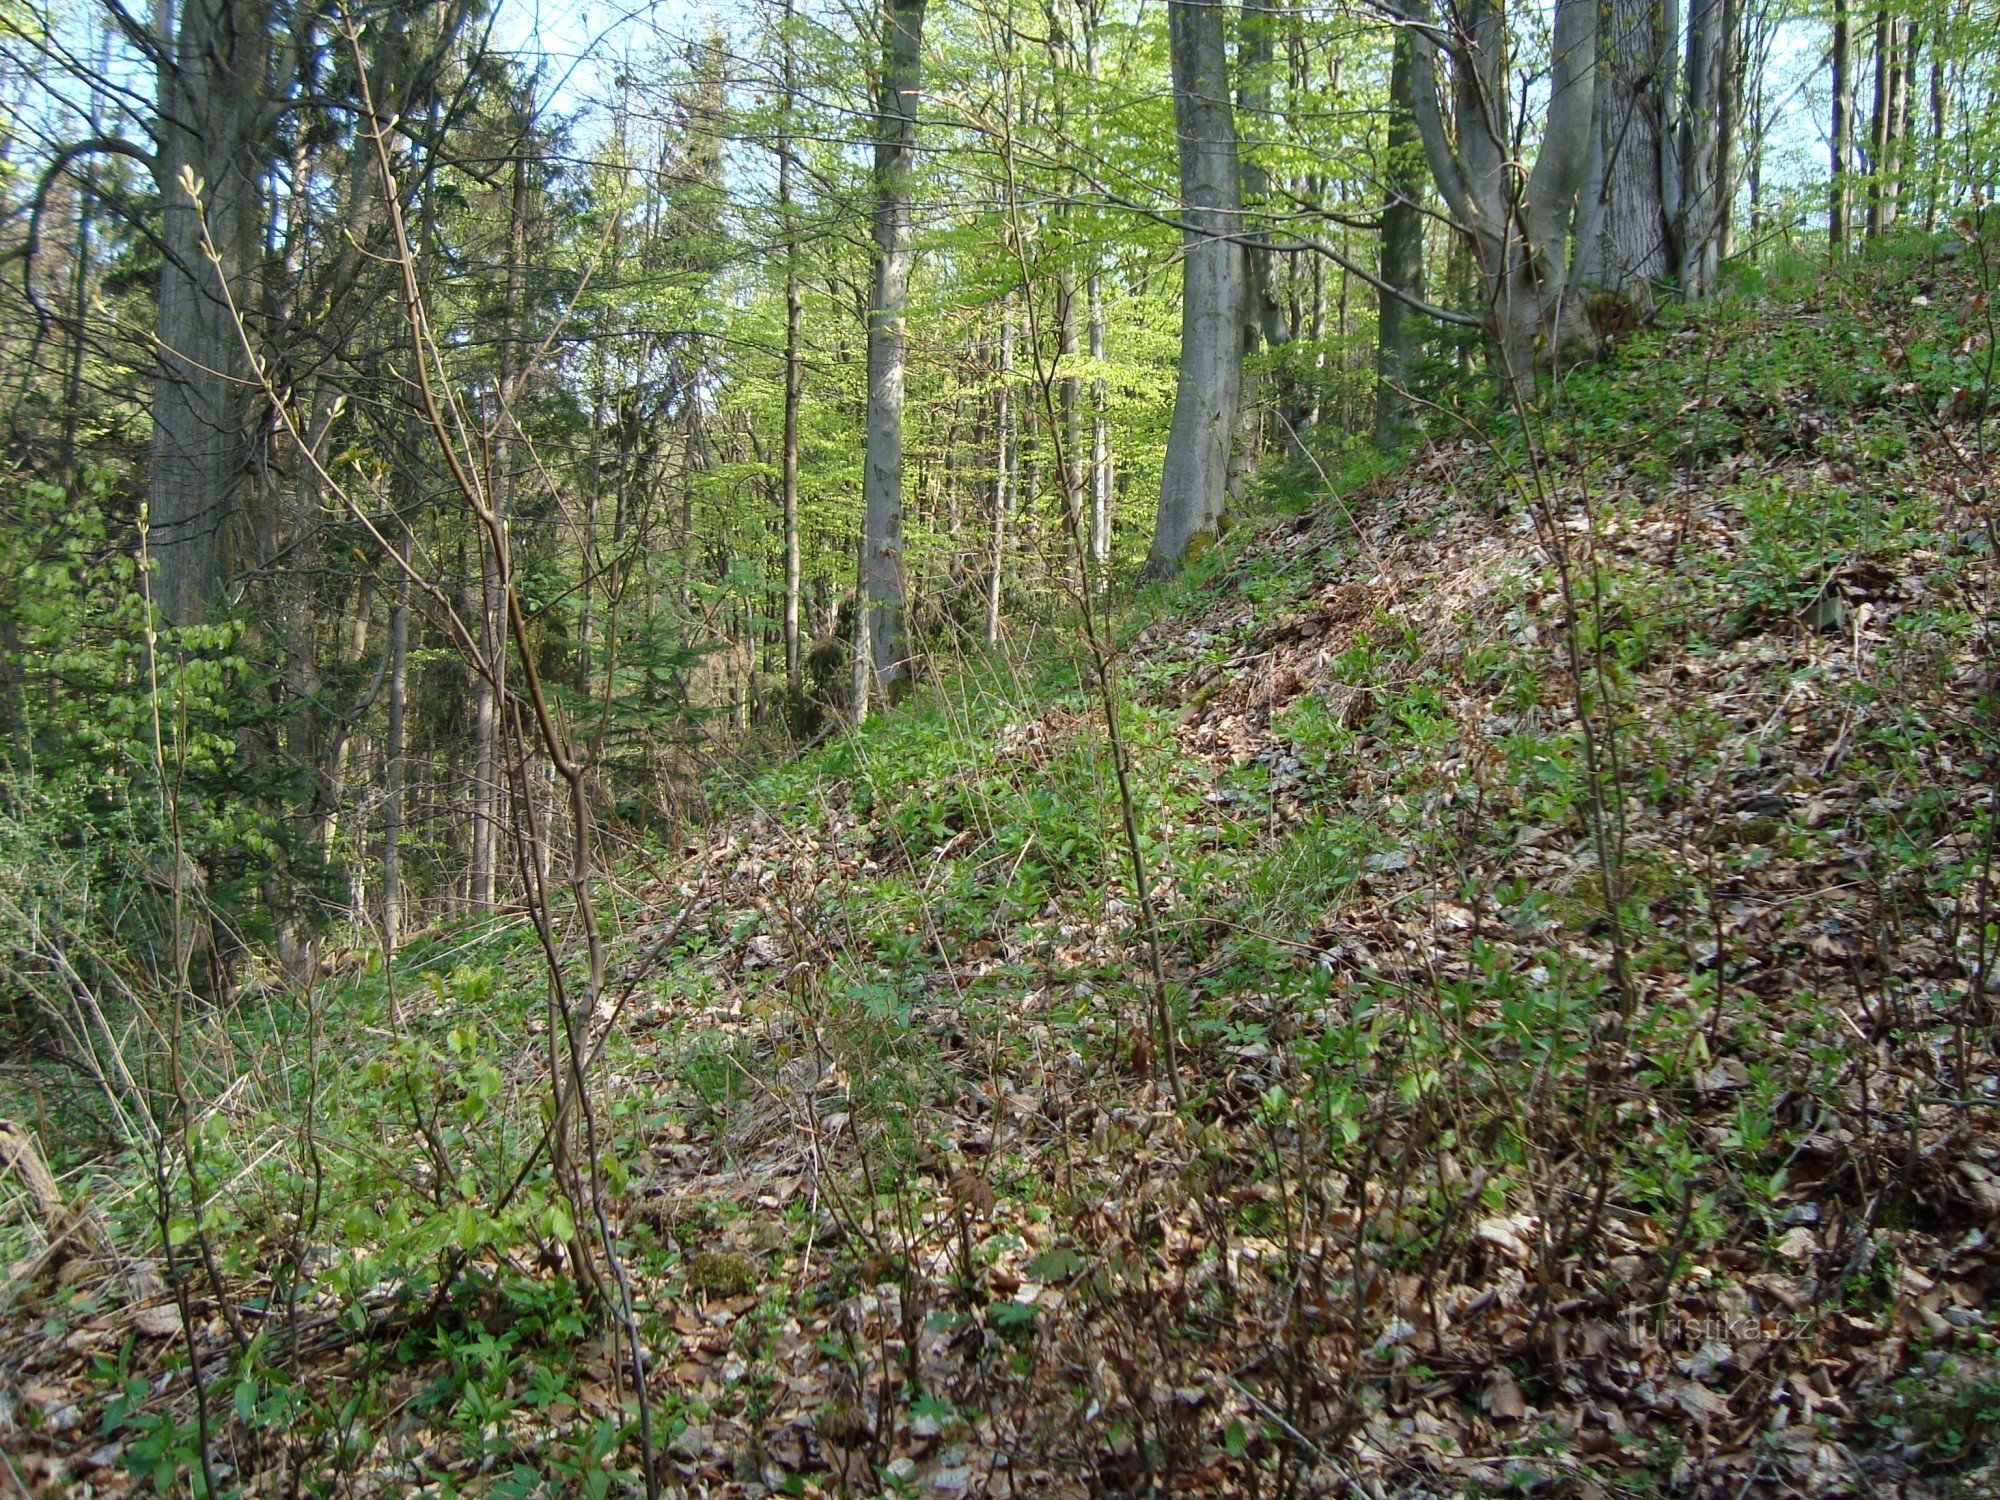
[685,1249,758,1297]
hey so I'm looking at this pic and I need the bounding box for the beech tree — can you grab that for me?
[1144,0,1244,580]
[1581,0,1734,306]
[1396,0,1598,379]
[862,0,927,698]
[1375,27,1426,446]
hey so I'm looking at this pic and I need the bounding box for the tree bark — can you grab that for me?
[1925,30,1944,232]
[381,530,411,952]
[987,305,1015,646]
[852,537,873,723]
[1375,26,1425,448]
[1080,12,1113,577]
[1088,271,1111,574]
[472,132,531,910]
[862,0,926,699]
[148,0,271,625]
[1588,0,1675,305]
[1238,1,1292,352]
[1678,0,1728,294]
[1832,0,1854,258]
[1402,0,1596,380]
[1872,17,1914,235]
[1060,266,1084,542]
[1867,9,1891,238]
[1716,0,1742,264]
[780,0,804,695]
[1228,0,1290,500]
[1143,0,1244,581]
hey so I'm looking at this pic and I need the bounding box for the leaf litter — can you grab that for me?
[4,258,1998,1499]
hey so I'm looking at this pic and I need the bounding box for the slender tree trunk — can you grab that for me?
[1868,9,1891,238]
[1081,14,1113,577]
[472,135,530,910]
[852,536,873,723]
[1060,267,1083,541]
[1678,0,1728,294]
[1748,21,1768,238]
[986,305,1015,646]
[580,339,602,704]
[1832,0,1854,258]
[1887,20,1916,231]
[1307,248,1324,427]
[61,29,111,486]
[1232,0,1292,485]
[381,530,411,953]
[1716,0,1742,263]
[1238,1,1291,352]
[61,171,95,483]
[1143,0,1244,581]
[1659,0,1685,224]
[862,0,927,699]
[1926,36,1945,231]
[1375,27,1425,448]
[1088,272,1111,573]
[780,0,803,695]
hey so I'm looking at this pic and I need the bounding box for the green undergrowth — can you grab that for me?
[5,237,1997,1495]
[676,234,2000,1490]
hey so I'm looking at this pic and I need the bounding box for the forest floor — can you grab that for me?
[4,241,2000,1497]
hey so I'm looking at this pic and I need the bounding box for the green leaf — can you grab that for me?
[544,1201,576,1242]
[1026,1244,1085,1282]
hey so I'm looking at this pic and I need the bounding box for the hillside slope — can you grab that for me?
[4,246,1998,1497]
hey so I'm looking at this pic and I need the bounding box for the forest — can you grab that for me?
[0,0,1997,1493]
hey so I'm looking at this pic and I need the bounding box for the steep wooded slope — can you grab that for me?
[589,243,2000,1497]
[4,245,1997,1498]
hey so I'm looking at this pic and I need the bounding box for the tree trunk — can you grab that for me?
[1231,1,1293,496]
[1832,0,1854,258]
[1883,19,1915,233]
[1678,0,1728,294]
[1060,267,1084,542]
[852,537,873,723]
[1238,1,1292,352]
[1143,0,1244,581]
[862,0,926,699]
[472,136,531,910]
[1590,0,1676,305]
[1088,271,1111,574]
[468,538,500,906]
[987,305,1015,646]
[148,0,270,625]
[1375,27,1425,448]
[381,532,411,953]
[61,29,111,487]
[1069,12,1112,577]
[1868,10,1891,238]
[1925,33,1944,232]
[1403,0,1595,380]
[780,0,803,695]
[1716,0,1742,263]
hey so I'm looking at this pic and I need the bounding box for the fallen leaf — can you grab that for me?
[131,1303,182,1339]
[1484,1367,1527,1421]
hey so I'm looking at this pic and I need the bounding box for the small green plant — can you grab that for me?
[1868,1356,2000,1474]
